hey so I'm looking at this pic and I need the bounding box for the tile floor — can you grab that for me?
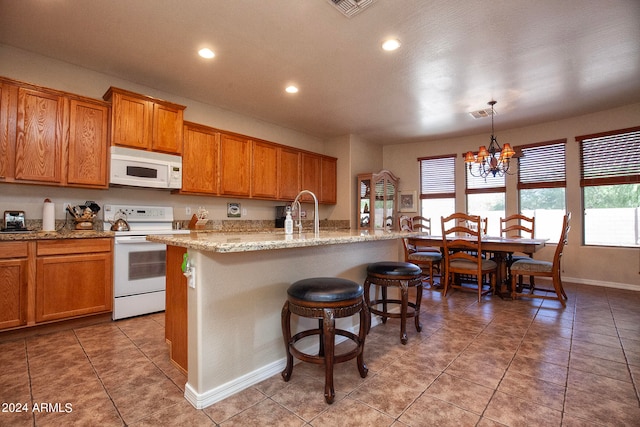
[1,281,640,426]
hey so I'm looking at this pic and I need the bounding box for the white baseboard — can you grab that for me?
[562,276,640,292]
[183,317,382,409]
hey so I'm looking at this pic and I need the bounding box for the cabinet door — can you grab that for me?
[182,124,219,194]
[0,242,28,330]
[300,152,321,202]
[111,91,151,150]
[152,103,183,154]
[278,147,300,200]
[67,99,110,187]
[320,157,337,204]
[14,87,64,183]
[251,140,278,199]
[36,240,112,323]
[0,82,11,180]
[219,132,251,197]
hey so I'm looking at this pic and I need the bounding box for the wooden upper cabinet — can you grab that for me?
[300,152,321,202]
[14,87,65,184]
[0,82,11,180]
[152,102,184,154]
[251,140,278,199]
[67,98,110,188]
[278,147,300,200]
[104,87,184,155]
[219,132,251,197]
[181,122,219,194]
[320,156,337,204]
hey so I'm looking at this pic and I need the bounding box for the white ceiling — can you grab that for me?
[1,0,639,145]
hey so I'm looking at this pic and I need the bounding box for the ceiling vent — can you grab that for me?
[469,107,496,119]
[328,0,376,18]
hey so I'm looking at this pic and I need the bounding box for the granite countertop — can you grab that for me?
[0,229,114,241]
[147,229,406,253]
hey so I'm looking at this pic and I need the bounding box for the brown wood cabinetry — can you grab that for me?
[219,132,251,197]
[181,122,219,194]
[0,77,110,189]
[277,147,300,200]
[15,87,65,184]
[301,152,321,202]
[67,98,110,187]
[0,242,29,330]
[165,245,188,374]
[320,156,337,204]
[35,239,113,323]
[104,87,184,155]
[251,140,278,199]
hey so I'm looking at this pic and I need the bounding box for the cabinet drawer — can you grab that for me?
[37,238,112,256]
[0,241,29,259]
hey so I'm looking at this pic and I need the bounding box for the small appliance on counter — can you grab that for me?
[2,210,28,232]
[275,206,288,228]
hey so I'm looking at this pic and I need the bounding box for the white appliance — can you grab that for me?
[105,204,189,320]
[110,146,182,189]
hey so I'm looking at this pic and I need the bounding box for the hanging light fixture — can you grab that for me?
[464,100,515,178]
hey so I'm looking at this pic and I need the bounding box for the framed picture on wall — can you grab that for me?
[399,190,418,212]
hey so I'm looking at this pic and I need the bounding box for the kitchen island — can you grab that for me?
[147,229,404,409]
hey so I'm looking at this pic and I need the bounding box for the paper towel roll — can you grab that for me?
[42,199,55,231]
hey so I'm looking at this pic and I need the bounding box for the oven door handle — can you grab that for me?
[115,236,155,244]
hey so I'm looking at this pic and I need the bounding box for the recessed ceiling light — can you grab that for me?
[198,48,215,59]
[382,39,401,51]
[285,85,299,94]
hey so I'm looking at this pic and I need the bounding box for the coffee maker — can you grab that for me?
[275,206,287,228]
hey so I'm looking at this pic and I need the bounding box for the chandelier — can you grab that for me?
[464,100,515,178]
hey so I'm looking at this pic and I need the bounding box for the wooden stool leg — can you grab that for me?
[317,319,325,357]
[322,308,336,404]
[400,280,408,345]
[414,282,423,333]
[280,301,293,382]
[381,285,388,324]
[363,278,372,334]
[356,298,369,378]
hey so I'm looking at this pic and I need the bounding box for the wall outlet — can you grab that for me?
[242,208,247,216]
[185,207,192,215]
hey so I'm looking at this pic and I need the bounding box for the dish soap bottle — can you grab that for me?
[284,206,294,235]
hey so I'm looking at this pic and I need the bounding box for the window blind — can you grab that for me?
[419,155,455,198]
[465,161,505,194]
[578,126,640,187]
[517,140,566,189]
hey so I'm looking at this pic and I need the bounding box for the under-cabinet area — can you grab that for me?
[0,237,113,332]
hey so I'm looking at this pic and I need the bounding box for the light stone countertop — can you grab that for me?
[146,229,408,253]
[0,229,114,241]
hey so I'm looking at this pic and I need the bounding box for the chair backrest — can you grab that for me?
[456,216,487,235]
[552,212,571,273]
[411,216,432,233]
[441,213,484,272]
[398,215,413,231]
[500,214,535,239]
[401,237,416,261]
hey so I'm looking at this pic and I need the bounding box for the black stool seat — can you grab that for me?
[367,261,422,277]
[281,277,368,404]
[365,261,423,344]
[287,277,363,303]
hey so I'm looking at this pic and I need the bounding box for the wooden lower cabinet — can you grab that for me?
[0,242,29,330]
[34,239,113,324]
[165,245,188,373]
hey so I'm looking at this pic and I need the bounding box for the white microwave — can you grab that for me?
[110,146,182,189]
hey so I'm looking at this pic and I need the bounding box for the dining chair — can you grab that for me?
[441,213,497,302]
[401,238,442,289]
[398,215,414,231]
[510,212,571,307]
[411,216,431,232]
[500,214,535,290]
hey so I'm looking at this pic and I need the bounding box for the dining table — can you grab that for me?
[407,233,548,298]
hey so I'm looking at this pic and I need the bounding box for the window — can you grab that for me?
[466,163,505,236]
[578,126,640,247]
[517,140,566,242]
[419,155,456,230]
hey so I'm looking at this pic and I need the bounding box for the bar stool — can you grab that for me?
[281,277,369,404]
[364,261,423,344]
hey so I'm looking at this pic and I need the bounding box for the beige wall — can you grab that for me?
[382,103,640,289]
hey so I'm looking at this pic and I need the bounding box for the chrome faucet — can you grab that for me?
[292,190,320,237]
